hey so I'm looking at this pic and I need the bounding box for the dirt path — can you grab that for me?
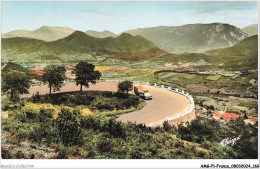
[1,82,190,125]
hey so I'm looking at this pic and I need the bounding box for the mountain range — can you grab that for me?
[1,29,257,70]
[2,31,165,61]
[125,23,249,53]
[2,23,256,54]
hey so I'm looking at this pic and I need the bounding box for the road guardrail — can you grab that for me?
[97,80,195,126]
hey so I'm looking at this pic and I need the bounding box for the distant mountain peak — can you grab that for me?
[85,30,116,38]
[72,30,87,36]
[53,30,94,44]
[117,32,133,38]
[2,26,75,42]
[37,25,73,30]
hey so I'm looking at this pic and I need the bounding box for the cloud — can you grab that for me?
[193,1,258,15]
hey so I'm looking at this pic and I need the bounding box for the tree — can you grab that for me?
[117,81,133,94]
[42,65,66,95]
[74,61,101,91]
[2,62,29,74]
[2,70,30,101]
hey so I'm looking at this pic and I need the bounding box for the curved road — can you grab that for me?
[2,82,190,126]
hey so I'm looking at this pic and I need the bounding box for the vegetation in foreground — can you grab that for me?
[1,98,213,159]
[177,117,258,159]
[1,98,258,159]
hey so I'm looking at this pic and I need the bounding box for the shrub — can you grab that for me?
[117,81,133,94]
[1,99,24,111]
[104,119,126,139]
[97,137,113,153]
[13,109,27,122]
[23,103,74,119]
[2,119,45,142]
[31,91,142,112]
[129,146,144,159]
[81,116,101,130]
[58,144,71,158]
[10,91,20,102]
[39,109,53,122]
[32,92,41,103]
[56,109,82,146]
[90,96,115,111]
[121,97,139,109]
[163,121,172,132]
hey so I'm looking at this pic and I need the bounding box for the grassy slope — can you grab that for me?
[205,35,258,70]
[1,37,45,52]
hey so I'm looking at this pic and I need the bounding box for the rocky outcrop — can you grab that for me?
[1,130,56,159]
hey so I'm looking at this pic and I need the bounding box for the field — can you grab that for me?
[94,66,114,72]
[195,95,257,116]
[154,71,257,94]
[100,68,160,82]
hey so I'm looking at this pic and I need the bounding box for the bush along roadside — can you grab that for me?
[2,105,214,159]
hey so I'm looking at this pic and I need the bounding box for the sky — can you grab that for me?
[1,1,259,34]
